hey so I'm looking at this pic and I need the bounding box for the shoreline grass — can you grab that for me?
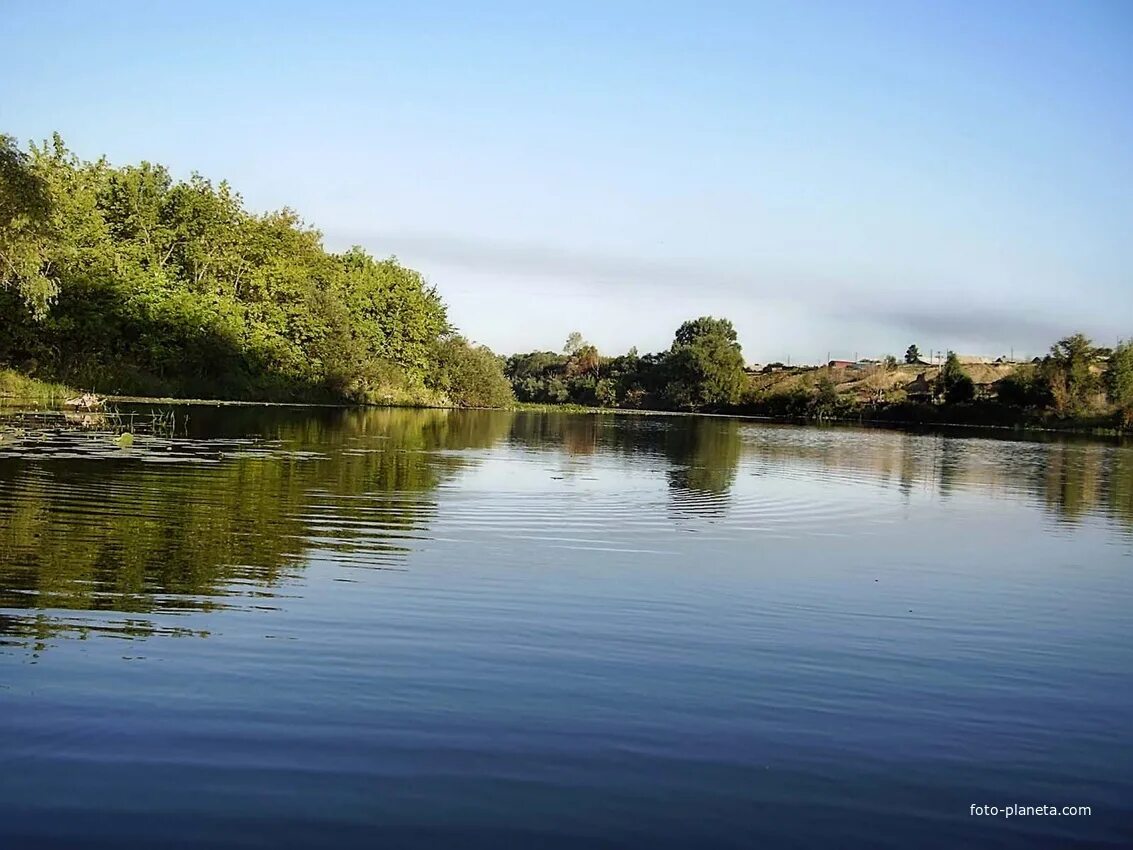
[0,370,75,406]
[1,370,1125,441]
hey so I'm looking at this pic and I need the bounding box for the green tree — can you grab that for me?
[996,364,1051,408]
[938,351,975,404]
[812,373,839,418]
[904,344,921,364]
[0,134,57,316]
[0,133,468,404]
[595,377,617,407]
[1107,340,1133,425]
[664,316,746,410]
[1046,333,1100,414]
[429,335,514,407]
[563,331,584,355]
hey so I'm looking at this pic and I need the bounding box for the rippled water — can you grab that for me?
[1,407,1130,848]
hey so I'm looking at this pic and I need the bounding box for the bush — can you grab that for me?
[997,365,1052,407]
[429,336,514,408]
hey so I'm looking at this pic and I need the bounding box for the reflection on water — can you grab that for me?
[0,408,513,645]
[1,409,1131,849]
[1,410,1130,649]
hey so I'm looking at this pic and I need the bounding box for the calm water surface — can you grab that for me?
[1,408,1130,848]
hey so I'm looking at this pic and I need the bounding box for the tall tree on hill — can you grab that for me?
[937,351,975,404]
[904,344,921,364]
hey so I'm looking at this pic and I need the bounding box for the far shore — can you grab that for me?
[2,389,1127,443]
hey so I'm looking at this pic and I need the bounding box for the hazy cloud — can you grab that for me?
[329,229,1129,356]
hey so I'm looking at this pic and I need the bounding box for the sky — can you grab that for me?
[2,0,1131,363]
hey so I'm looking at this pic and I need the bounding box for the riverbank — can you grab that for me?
[1,369,1126,440]
[0,370,74,406]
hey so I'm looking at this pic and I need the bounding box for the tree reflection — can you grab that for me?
[1,409,1129,653]
[663,418,741,517]
[0,407,514,645]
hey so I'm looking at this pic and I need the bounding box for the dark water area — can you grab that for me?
[1,407,1130,849]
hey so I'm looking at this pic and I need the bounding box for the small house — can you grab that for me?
[905,372,936,403]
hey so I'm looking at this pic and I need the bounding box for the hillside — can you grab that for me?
[748,362,1021,405]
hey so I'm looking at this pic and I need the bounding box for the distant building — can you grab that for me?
[905,373,936,403]
[828,359,855,369]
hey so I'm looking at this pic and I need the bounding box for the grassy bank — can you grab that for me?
[0,369,74,406]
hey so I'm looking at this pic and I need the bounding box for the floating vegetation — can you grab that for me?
[0,406,186,448]
[62,393,106,411]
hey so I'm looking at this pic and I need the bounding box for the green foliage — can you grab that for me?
[595,378,618,407]
[664,316,746,410]
[812,374,840,418]
[506,342,647,407]
[996,364,1052,408]
[937,351,975,404]
[0,134,58,315]
[0,134,508,406]
[428,336,515,408]
[904,344,921,364]
[1045,333,1102,414]
[1107,340,1133,425]
[506,326,1130,429]
[0,368,72,404]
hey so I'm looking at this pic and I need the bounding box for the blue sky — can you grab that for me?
[3,0,1130,362]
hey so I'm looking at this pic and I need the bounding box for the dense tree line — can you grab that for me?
[507,317,747,412]
[0,134,513,406]
[506,325,1133,430]
[3,134,1129,429]
[993,334,1133,425]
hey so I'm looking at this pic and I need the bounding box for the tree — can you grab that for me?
[812,373,839,418]
[664,316,746,410]
[904,344,921,364]
[595,378,617,407]
[1107,340,1133,425]
[1046,333,1100,414]
[563,331,584,355]
[938,351,975,404]
[0,134,467,403]
[883,354,898,370]
[997,365,1051,408]
[568,343,600,378]
[429,335,514,407]
[0,134,57,316]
